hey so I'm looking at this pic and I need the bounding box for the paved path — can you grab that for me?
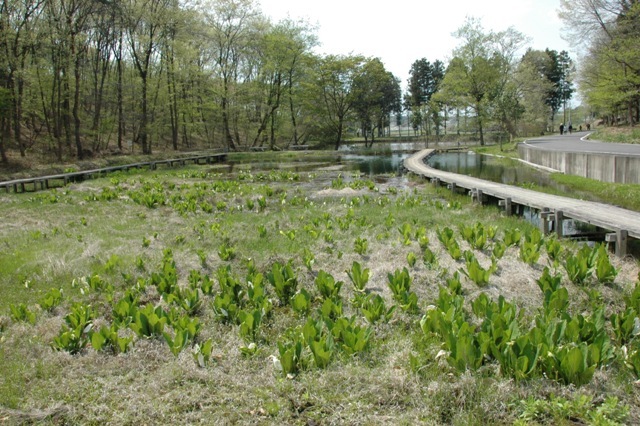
[405,149,640,255]
[523,132,640,156]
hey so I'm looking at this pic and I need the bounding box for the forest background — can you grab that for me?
[0,0,638,166]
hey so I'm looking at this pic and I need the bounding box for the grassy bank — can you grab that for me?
[591,127,640,144]
[1,159,639,424]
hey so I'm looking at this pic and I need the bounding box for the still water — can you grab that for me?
[426,152,564,189]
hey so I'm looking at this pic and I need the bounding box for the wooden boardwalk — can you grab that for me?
[0,152,227,194]
[405,149,640,256]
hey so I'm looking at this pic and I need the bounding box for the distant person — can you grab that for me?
[560,123,564,135]
[579,125,582,131]
[568,123,573,134]
[586,123,591,130]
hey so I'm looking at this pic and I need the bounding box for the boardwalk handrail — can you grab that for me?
[405,149,640,257]
[0,152,227,194]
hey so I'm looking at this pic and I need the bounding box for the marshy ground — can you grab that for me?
[1,155,639,425]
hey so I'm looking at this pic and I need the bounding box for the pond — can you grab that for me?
[426,152,567,190]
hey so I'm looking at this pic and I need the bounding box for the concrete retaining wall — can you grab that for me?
[518,144,640,184]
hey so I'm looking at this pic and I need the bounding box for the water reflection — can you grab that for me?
[427,152,565,189]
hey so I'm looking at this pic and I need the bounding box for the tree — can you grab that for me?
[314,54,363,150]
[559,0,639,125]
[351,58,401,146]
[437,18,526,145]
[203,0,262,151]
[1,0,44,157]
[517,49,556,134]
[406,59,444,137]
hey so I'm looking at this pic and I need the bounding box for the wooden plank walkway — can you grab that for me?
[0,152,227,194]
[405,149,640,256]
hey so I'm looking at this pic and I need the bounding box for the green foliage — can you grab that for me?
[398,223,413,245]
[610,308,640,345]
[163,329,191,357]
[129,304,168,338]
[517,394,629,426]
[91,324,133,354]
[353,237,368,255]
[149,251,178,295]
[302,248,315,271]
[218,241,236,261]
[460,251,497,287]
[545,237,563,263]
[346,261,370,293]
[564,244,596,285]
[594,244,617,283]
[519,228,543,265]
[266,261,298,305]
[328,316,373,355]
[238,308,263,342]
[52,303,96,354]
[436,226,462,260]
[422,246,437,267]
[387,268,418,313]
[315,270,343,300]
[302,318,334,369]
[291,289,312,316]
[276,331,305,377]
[359,294,395,324]
[192,339,214,368]
[502,228,522,247]
[9,303,37,325]
[406,252,417,268]
[459,222,488,250]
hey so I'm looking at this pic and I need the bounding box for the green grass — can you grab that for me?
[0,162,639,424]
[591,127,640,144]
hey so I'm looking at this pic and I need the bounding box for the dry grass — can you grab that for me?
[0,164,639,425]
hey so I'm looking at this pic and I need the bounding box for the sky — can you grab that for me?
[258,0,574,90]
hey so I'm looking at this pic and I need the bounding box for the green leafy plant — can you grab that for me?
[503,228,522,247]
[275,330,305,377]
[346,261,370,293]
[302,318,334,369]
[387,268,418,312]
[52,303,96,354]
[302,248,315,271]
[291,289,312,316]
[266,261,298,305]
[38,288,63,312]
[436,227,462,260]
[91,324,133,354]
[218,240,236,261]
[594,243,617,283]
[545,237,563,263]
[315,270,343,300]
[354,237,368,255]
[163,329,191,357]
[238,308,263,342]
[398,223,413,245]
[610,308,640,345]
[407,252,417,268]
[460,252,497,287]
[564,245,595,285]
[519,228,543,265]
[360,294,395,324]
[10,303,37,325]
[459,222,488,250]
[192,339,214,367]
[129,304,168,338]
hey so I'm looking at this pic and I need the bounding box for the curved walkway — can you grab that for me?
[405,149,640,256]
[518,132,640,184]
[523,131,640,156]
